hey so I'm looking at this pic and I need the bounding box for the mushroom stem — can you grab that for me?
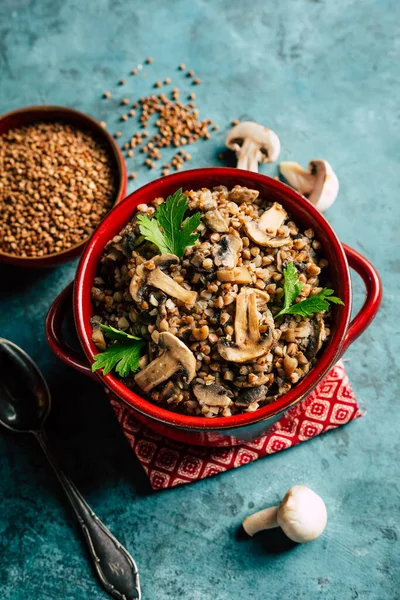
[218,289,279,362]
[236,139,260,172]
[134,332,196,392]
[247,292,260,342]
[279,162,315,195]
[242,506,279,536]
[134,352,180,392]
[147,268,197,304]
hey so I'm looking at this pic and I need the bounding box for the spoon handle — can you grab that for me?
[34,430,141,600]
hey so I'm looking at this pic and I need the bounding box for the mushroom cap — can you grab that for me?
[277,485,327,543]
[279,160,339,213]
[152,253,180,268]
[212,234,243,268]
[308,160,339,212]
[193,383,234,408]
[226,121,281,163]
[235,385,268,406]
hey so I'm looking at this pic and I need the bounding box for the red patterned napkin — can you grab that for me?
[110,361,361,490]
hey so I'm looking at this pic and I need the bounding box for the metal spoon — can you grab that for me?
[0,338,141,600]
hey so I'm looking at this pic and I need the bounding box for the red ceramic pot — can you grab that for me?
[46,168,382,446]
[0,105,127,268]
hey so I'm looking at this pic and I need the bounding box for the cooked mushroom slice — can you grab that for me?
[235,385,268,407]
[204,209,229,233]
[129,264,146,302]
[279,160,339,213]
[245,202,291,248]
[212,234,243,268]
[228,186,260,204]
[276,250,284,273]
[146,269,197,304]
[306,314,326,359]
[218,290,280,363]
[152,253,180,268]
[217,266,252,284]
[242,287,271,311]
[129,253,197,305]
[134,332,196,392]
[193,383,234,408]
[225,121,281,172]
[294,321,313,339]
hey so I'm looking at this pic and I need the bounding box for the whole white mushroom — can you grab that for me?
[226,121,281,172]
[279,160,339,213]
[242,485,328,543]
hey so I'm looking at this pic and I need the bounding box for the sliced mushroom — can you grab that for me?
[152,254,180,268]
[235,385,268,407]
[242,288,271,311]
[276,250,284,273]
[294,321,313,339]
[192,383,234,408]
[217,266,252,284]
[218,290,280,363]
[245,202,291,248]
[129,253,197,305]
[226,121,281,172]
[212,234,243,268]
[134,332,196,392]
[306,314,326,359]
[228,186,259,204]
[204,209,229,233]
[279,160,339,212]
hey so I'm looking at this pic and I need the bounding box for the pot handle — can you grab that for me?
[341,243,382,355]
[46,282,97,381]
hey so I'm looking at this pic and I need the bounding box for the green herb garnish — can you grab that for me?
[275,262,344,319]
[92,324,145,377]
[137,189,201,258]
[99,324,141,342]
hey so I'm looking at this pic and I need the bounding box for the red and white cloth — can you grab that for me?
[110,361,361,490]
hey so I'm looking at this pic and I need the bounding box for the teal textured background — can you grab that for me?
[0,1,399,599]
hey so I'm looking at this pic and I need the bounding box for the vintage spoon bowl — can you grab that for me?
[0,339,51,432]
[0,338,141,600]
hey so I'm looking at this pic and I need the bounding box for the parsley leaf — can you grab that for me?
[92,325,144,377]
[275,263,344,319]
[275,261,304,317]
[137,188,201,258]
[92,341,145,377]
[100,324,141,342]
[136,214,171,255]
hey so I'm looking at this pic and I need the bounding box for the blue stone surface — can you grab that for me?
[0,1,399,598]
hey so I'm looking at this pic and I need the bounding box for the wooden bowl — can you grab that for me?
[0,105,127,268]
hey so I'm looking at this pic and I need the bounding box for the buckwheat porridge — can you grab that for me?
[90,185,342,418]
